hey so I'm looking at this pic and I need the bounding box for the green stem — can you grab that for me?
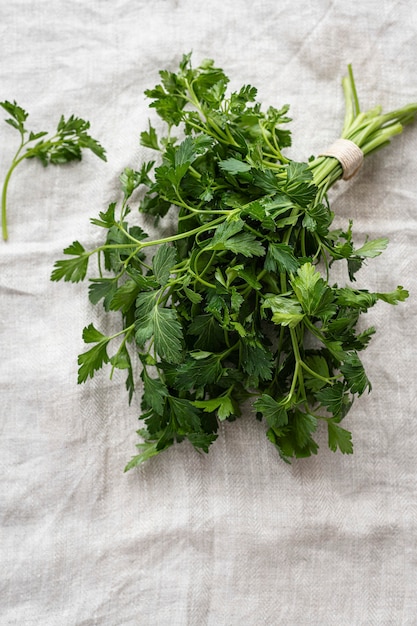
[220,342,240,360]
[141,215,226,249]
[299,359,339,383]
[309,67,417,195]
[194,248,216,281]
[189,266,217,290]
[284,361,300,406]
[1,151,27,241]
[108,322,135,343]
[259,121,290,164]
[303,316,327,344]
[89,214,231,279]
[289,326,306,400]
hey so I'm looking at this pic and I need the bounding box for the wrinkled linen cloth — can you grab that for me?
[1,1,417,624]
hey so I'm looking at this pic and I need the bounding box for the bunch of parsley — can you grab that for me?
[52,54,416,469]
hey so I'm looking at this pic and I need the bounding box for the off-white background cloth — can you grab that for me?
[1,1,416,624]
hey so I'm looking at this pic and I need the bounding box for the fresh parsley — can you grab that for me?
[52,54,416,470]
[1,100,106,241]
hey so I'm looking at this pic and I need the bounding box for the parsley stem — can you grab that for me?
[285,361,300,406]
[220,342,240,359]
[188,165,201,179]
[194,248,216,281]
[97,250,103,278]
[276,326,286,361]
[105,322,135,349]
[300,227,307,258]
[114,221,145,245]
[1,146,27,241]
[289,326,306,401]
[172,191,237,218]
[347,64,360,116]
[1,161,17,241]
[255,268,268,284]
[94,214,231,274]
[299,359,338,383]
[173,188,201,214]
[259,121,289,164]
[177,207,230,221]
[140,215,226,248]
[303,317,327,344]
[309,70,417,195]
[189,266,217,290]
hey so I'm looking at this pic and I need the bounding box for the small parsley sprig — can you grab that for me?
[52,54,415,470]
[1,100,106,241]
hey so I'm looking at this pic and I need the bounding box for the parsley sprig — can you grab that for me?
[52,54,415,469]
[1,100,106,241]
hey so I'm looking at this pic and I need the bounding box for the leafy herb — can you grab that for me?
[1,100,106,241]
[52,54,416,470]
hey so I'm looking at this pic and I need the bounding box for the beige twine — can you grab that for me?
[319,138,364,180]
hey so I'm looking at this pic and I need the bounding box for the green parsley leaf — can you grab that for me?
[169,396,202,434]
[376,286,409,305]
[90,203,116,228]
[218,157,252,175]
[284,161,317,207]
[221,232,265,257]
[292,410,318,448]
[265,243,299,274]
[240,340,274,381]
[88,278,118,310]
[153,307,184,363]
[140,122,159,150]
[327,420,353,454]
[124,441,163,471]
[142,369,169,414]
[340,352,371,396]
[186,432,218,453]
[254,394,288,429]
[152,243,177,285]
[135,293,183,363]
[291,262,330,316]
[51,241,89,283]
[192,395,235,421]
[262,294,305,327]
[175,354,223,391]
[354,237,388,258]
[77,324,110,383]
[316,382,351,418]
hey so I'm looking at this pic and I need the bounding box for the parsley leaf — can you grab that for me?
[51,241,89,283]
[327,420,353,454]
[192,395,236,421]
[254,394,288,429]
[262,294,305,327]
[135,293,183,363]
[77,324,111,383]
[152,244,177,285]
[265,243,299,274]
[291,262,330,316]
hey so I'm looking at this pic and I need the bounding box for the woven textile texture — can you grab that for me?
[1,1,417,624]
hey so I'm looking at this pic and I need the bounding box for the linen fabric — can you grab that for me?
[1,1,417,624]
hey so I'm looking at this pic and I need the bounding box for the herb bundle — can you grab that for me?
[52,54,416,469]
